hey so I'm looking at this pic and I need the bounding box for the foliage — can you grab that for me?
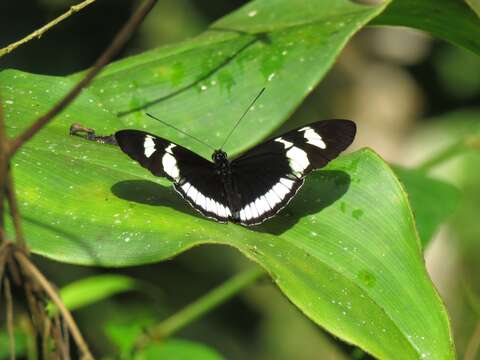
[1,0,479,358]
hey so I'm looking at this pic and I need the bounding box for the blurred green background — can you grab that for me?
[1,0,480,359]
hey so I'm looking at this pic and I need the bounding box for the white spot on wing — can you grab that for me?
[181,182,191,193]
[286,147,309,173]
[266,189,281,206]
[280,178,295,189]
[250,203,259,218]
[206,198,213,213]
[273,182,289,199]
[196,192,206,210]
[260,195,272,211]
[144,136,156,158]
[300,127,326,149]
[275,137,293,149]
[255,197,268,215]
[218,205,226,218]
[213,201,220,216]
[240,209,246,221]
[162,144,180,180]
[245,205,253,220]
[187,185,198,201]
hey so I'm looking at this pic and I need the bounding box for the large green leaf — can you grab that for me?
[0,0,457,358]
[69,0,389,158]
[1,83,453,358]
[47,274,141,315]
[373,0,480,55]
[395,167,460,247]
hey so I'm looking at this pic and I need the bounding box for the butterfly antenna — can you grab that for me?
[220,87,266,149]
[145,113,215,151]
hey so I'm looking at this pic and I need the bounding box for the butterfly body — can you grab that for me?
[114,119,356,226]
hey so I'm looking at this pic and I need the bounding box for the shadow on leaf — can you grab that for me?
[255,170,351,235]
[111,170,350,234]
[111,180,204,221]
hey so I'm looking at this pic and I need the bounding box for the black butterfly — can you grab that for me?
[114,119,356,226]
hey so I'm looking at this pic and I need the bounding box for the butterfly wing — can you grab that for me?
[230,119,356,225]
[115,130,231,222]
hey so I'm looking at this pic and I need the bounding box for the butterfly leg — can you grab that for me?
[69,123,118,145]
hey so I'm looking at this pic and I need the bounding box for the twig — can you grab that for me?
[0,242,11,289]
[24,281,42,336]
[0,0,97,58]
[136,267,265,349]
[8,0,159,157]
[15,250,94,360]
[52,314,70,360]
[42,316,52,360]
[4,277,15,360]
[0,93,8,242]
[6,169,27,250]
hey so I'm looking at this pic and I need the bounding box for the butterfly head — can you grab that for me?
[212,149,228,164]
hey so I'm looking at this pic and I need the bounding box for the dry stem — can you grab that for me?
[15,251,94,360]
[5,170,26,250]
[4,277,15,360]
[0,0,97,58]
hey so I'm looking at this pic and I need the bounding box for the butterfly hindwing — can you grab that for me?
[230,119,356,225]
[115,130,230,222]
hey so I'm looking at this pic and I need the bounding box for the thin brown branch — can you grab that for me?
[4,277,15,360]
[8,0,159,157]
[6,169,27,250]
[0,241,11,285]
[52,314,70,360]
[0,93,8,242]
[24,281,42,335]
[15,251,94,360]
[63,315,71,359]
[42,316,52,360]
[0,0,97,58]
[7,254,22,286]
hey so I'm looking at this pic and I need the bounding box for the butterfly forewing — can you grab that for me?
[230,119,356,225]
[115,130,230,222]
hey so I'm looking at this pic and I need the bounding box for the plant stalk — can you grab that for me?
[138,267,265,347]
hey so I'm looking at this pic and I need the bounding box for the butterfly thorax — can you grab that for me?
[212,150,231,179]
[212,149,242,214]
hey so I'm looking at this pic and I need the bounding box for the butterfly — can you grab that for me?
[114,119,356,226]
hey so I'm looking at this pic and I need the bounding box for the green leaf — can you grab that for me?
[373,0,480,55]
[134,340,225,360]
[105,312,155,357]
[1,0,455,357]
[69,0,389,158]
[2,105,455,358]
[46,274,140,315]
[394,167,460,247]
[465,0,480,17]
